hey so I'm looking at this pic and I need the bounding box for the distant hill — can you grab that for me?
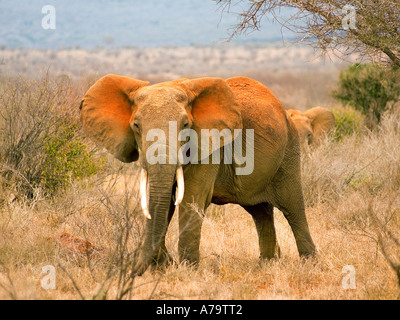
[0,0,296,49]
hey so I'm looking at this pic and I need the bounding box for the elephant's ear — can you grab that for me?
[287,109,304,119]
[80,74,149,162]
[304,107,336,141]
[178,78,243,156]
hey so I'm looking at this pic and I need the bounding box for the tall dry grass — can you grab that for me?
[0,71,399,300]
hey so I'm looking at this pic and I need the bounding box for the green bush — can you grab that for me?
[332,63,400,124]
[332,105,365,141]
[0,75,104,198]
[41,122,105,195]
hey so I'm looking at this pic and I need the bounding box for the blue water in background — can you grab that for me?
[0,0,296,49]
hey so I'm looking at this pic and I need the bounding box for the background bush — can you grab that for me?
[332,63,400,125]
[331,105,365,141]
[0,74,104,198]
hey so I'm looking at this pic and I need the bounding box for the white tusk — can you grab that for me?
[175,167,185,206]
[140,169,151,219]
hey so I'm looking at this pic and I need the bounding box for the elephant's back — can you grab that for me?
[226,76,289,151]
[226,76,281,110]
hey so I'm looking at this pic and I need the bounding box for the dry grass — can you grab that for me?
[1,188,398,300]
[0,51,399,299]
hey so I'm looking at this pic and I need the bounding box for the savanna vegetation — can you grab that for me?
[0,49,399,299]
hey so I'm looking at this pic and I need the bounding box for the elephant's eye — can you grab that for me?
[133,122,141,133]
[183,122,189,128]
[307,132,312,143]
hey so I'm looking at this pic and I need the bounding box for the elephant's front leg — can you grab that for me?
[177,163,219,265]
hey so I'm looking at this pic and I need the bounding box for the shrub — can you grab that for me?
[331,105,365,141]
[41,122,105,195]
[332,63,400,124]
[0,74,104,198]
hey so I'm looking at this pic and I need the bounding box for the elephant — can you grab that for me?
[286,107,335,151]
[80,75,316,275]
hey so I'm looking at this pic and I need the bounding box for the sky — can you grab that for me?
[0,0,296,49]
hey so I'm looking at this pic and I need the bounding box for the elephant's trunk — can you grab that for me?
[134,164,179,275]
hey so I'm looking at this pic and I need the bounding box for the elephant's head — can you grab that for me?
[80,74,242,274]
[287,107,335,151]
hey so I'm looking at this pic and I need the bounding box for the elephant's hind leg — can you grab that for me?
[242,203,281,260]
[272,177,316,258]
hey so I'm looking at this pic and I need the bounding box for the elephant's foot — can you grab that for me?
[299,246,317,260]
[132,245,173,277]
[150,246,174,271]
[177,245,200,269]
[259,241,281,261]
[296,235,317,259]
[178,243,200,268]
[179,257,200,270]
[132,258,150,277]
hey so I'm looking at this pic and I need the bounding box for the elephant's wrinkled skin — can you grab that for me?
[80,75,316,275]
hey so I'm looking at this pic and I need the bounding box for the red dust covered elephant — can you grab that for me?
[80,75,316,275]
